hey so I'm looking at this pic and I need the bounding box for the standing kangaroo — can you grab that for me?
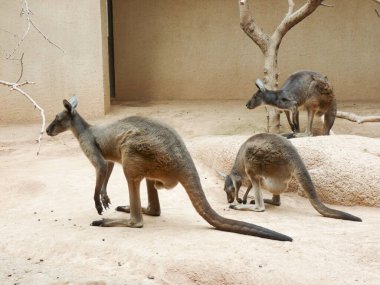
[246,70,337,136]
[222,133,361,222]
[46,97,292,241]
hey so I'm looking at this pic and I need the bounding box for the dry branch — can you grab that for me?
[6,0,64,59]
[336,111,380,124]
[1,0,64,155]
[0,80,45,154]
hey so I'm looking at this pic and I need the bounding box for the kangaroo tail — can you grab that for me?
[292,153,361,222]
[179,168,293,241]
[323,97,337,135]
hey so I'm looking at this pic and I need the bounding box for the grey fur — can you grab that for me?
[246,71,337,136]
[224,133,362,222]
[46,98,293,241]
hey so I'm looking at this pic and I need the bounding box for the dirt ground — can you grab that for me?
[0,100,379,285]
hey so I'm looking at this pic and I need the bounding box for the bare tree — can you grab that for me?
[0,0,64,155]
[239,0,330,133]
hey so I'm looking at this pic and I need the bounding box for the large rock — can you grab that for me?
[187,135,380,207]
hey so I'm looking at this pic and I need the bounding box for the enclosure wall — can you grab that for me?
[113,0,380,102]
[0,0,110,124]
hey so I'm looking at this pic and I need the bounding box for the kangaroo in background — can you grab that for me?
[246,70,337,136]
[46,96,293,241]
[221,133,361,222]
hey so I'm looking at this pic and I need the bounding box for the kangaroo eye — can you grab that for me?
[281,98,289,101]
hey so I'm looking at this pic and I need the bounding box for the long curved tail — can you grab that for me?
[292,153,362,222]
[179,167,293,241]
[323,97,337,135]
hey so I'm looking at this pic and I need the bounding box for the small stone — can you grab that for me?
[102,238,105,242]
[39,259,44,262]
[147,274,154,280]
[37,219,40,221]
[118,262,122,266]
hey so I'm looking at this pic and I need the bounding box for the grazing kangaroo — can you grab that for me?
[246,70,337,136]
[46,97,293,241]
[221,133,361,222]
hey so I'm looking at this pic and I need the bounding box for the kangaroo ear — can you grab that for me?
[63,99,72,113]
[68,95,78,109]
[255,79,266,92]
[215,170,227,179]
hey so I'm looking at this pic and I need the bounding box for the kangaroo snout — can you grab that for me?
[46,126,52,136]
[246,101,252,109]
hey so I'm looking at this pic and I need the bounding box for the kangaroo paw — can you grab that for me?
[95,199,103,215]
[101,193,111,209]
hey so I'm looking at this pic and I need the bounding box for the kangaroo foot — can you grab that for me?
[250,198,281,206]
[91,218,143,228]
[116,205,161,216]
[264,198,281,206]
[280,132,296,139]
[229,204,265,212]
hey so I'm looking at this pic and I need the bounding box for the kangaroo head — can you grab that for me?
[46,96,78,136]
[223,175,235,203]
[246,79,266,109]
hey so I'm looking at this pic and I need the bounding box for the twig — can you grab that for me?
[375,9,380,17]
[6,0,64,59]
[16,53,24,83]
[0,28,19,38]
[336,111,380,124]
[0,80,45,155]
[320,2,335,7]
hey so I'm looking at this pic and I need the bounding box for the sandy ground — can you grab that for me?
[0,100,380,285]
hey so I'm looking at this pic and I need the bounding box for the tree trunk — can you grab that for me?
[263,44,281,133]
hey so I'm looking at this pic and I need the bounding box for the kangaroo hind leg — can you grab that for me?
[116,179,161,216]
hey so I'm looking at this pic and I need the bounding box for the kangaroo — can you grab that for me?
[246,70,337,136]
[221,133,361,222]
[46,96,293,241]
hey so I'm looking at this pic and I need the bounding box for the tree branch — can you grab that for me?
[239,0,269,54]
[0,80,45,155]
[273,0,323,43]
[336,111,380,124]
[6,0,64,59]
[16,53,24,83]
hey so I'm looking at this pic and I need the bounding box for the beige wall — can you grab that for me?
[0,0,110,124]
[113,0,380,102]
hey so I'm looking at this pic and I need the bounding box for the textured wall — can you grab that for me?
[113,0,380,101]
[0,0,110,124]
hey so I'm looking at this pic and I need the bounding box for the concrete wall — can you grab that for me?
[113,0,380,102]
[0,0,110,124]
